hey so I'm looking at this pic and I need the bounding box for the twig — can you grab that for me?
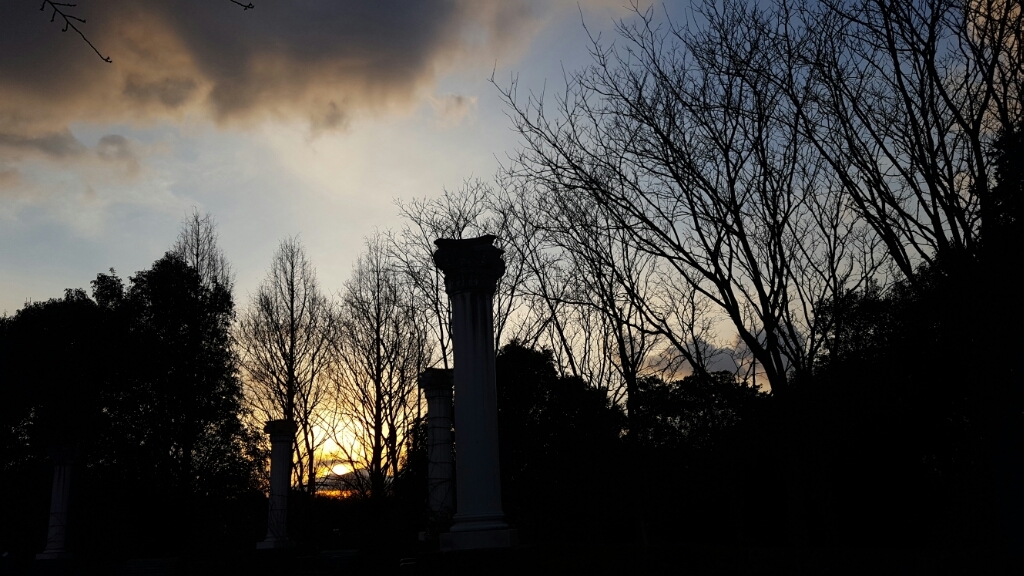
[39,1,254,64]
[40,1,111,63]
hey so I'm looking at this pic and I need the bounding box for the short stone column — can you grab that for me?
[419,368,455,516]
[433,235,516,550]
[257,419,296,550]
[36,449,74,560]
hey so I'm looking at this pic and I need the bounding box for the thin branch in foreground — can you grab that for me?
[39,1,255,64]
[40,1,111,63]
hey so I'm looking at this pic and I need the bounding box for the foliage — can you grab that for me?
[986,124,1024,263]
[495,342,626,542]
[0,222,263,555]
[635,372,769,453]
[799,254,991,545]
[84,254,262,552]
[0,289,107,462]
[95,254,259,497]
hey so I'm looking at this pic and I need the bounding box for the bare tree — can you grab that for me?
[171,208,234,293]
[788,0,1023,278]
[393,179,527,366]
[237,236,335,494]
[493,175,668,419]
[330,233,431,499]
[392,183,487,370]
[498,0,880,395]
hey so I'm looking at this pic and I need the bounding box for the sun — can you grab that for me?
[331,463,350,476]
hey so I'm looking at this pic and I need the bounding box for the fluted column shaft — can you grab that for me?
[433,236,507,533]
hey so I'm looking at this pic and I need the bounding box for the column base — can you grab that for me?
[449,512,507,532]
[36,550,72,560]
[440,528,518,551]
[256,538,294,550]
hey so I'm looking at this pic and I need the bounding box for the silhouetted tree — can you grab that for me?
[0,249,261,556]
[0,289,105,462]
[0,289,108,555]
[499,0,879,395]
[237,236,335,494]
[330,233,431,501]
[172,208,234,293]
[494,342,625,542]
[795,0,1023,279]
[394,179,528,361]
[88,254,261,551]
[802,259,993,546]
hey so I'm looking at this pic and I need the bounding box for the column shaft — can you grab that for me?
[37,460,72,560]
[258,419,296,549]
[449,289,505,530]
[420,368,455,516]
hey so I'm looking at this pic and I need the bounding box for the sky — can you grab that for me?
[0,0,696,315]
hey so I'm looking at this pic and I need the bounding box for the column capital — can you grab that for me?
[433,235,505,296]
[418,368,454,398]
[263,419,297,441]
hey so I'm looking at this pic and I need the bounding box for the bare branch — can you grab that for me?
[38,1,256,64]
[40,0,111,63]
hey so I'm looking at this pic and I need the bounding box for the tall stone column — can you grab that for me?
[36,449,74,560]
[434,235,516,550]
[418,368,455,516]
[257,419,296,550]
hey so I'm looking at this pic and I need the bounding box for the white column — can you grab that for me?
[434,236,516,550]
[419,368,455,516]
[36,450,73,560]
[257,419,296,549]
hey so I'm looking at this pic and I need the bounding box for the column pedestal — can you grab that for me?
[257,419,296,550]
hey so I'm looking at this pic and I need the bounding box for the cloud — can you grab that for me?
[0,0,554,136]
[0,129,87,159]
[309,101,350,138]
[428,93,478,127]
[0,168,20,190]
[122,75,199,109]
[95,134,141,178]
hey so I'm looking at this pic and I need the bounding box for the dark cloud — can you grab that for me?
[309,101,350,137]
[0,129,87,158]
[123,75,199,109]
[95,134,141,178]
[96,135,132,161]
[0,0,550,134]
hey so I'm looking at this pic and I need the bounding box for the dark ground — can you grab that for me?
[3,543,1020,576]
